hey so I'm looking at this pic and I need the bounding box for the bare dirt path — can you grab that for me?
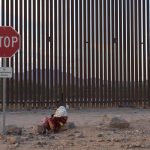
[0,108,150,150]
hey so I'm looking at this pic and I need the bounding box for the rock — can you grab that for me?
[28,133,34,139]
[36,141,47,147]
[6,136,20,144]
[68,134,75,137]
[0,134,4,140]
[141,144,150,148]
[74,130,80,133]
[14,143,19,148]
[66,104,69,110]
[109,117,130,129]
[32,125,45,135]
[21,136,29,142]
[97,133,103,137]
[49,135,55,139]
[75,133,85,138]
[5,125,22,135]
[66,122,76,129]
[128,142,142,148]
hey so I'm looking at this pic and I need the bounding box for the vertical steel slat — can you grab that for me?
[0,0,2,105]
[75,0,78,106]
[41,0,45,106]
[15,0,18,108]
[84,0,87,106]
[46,0,49,107]
[100,0,103,106]
[33,0,36,108]
[37,0,41,107]
[134,0,138,82]
[111,0,115,106]
[23,0,27,108]
[11,0,13,27]
[134,0,138,105]
[78,0,81,106]
[119,0,123,106]
[95,0,99,105]
[5,0,10,108]
[143,0,146,106]
[91,0,95,107]
[58,0,62,104]
[6,1,9,26]
[127,0,131,104]
[138,0,142,82]
[62,0,66,105]
[107,0,111,106]
[123,0,127,105]
[138,0,142,105]
[2,0,4,26]
[103,0,107,107]
[143,0,146,82]
[10,0,13,107]
[115,0,119,106]
[67,0,70,105]
[79,0,82,106]
[87,0,91,105]
[54,0,58,104]
[146,0,148,105]
[19,0,23,107]
[130,0,134,104]
[71,0,74,106]
[47,0,50,107]
[50,0,53,107]
[28,0,32,106]
[147,0,150,106]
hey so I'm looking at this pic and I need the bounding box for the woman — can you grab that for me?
[42,101,68,133]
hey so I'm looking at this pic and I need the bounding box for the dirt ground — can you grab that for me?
[0,107,150,150]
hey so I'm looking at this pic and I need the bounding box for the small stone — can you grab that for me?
[21,136,29,142]
[97,133,103,137]
[75,133,84,138]
[6,125,22,135]
[6,136,20,144]
[69,137,74,140]
[36,141,47,147]
[112,138,120,142]
[32,125,45,135]
[14,143,19,148]
[0,134,4,140]
[74,130,80,133]
[89,139,94,142]
[98,139,105,142]
[68,134,75,137]
[68,142,74,146]
[49,136,55,139]
[141,144,150,148]
[28,133,34,139]
[66,122,76,129]
[109,117,130,129]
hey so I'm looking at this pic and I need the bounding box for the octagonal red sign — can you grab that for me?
[0,26,20,58]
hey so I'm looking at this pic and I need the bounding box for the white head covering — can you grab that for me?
[54,106,67,117]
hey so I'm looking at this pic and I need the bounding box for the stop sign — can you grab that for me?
[0,26,20,57]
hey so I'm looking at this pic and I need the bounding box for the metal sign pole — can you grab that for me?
[3,58,6,134]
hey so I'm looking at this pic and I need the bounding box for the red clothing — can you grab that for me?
[43,116,68,132]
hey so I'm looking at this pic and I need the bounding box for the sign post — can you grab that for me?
[0,26,20,134]
[2,58,6,134]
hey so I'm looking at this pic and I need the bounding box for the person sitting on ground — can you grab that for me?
[42,100,68,133]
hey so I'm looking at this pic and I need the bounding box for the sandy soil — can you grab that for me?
[0,107,150,150]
